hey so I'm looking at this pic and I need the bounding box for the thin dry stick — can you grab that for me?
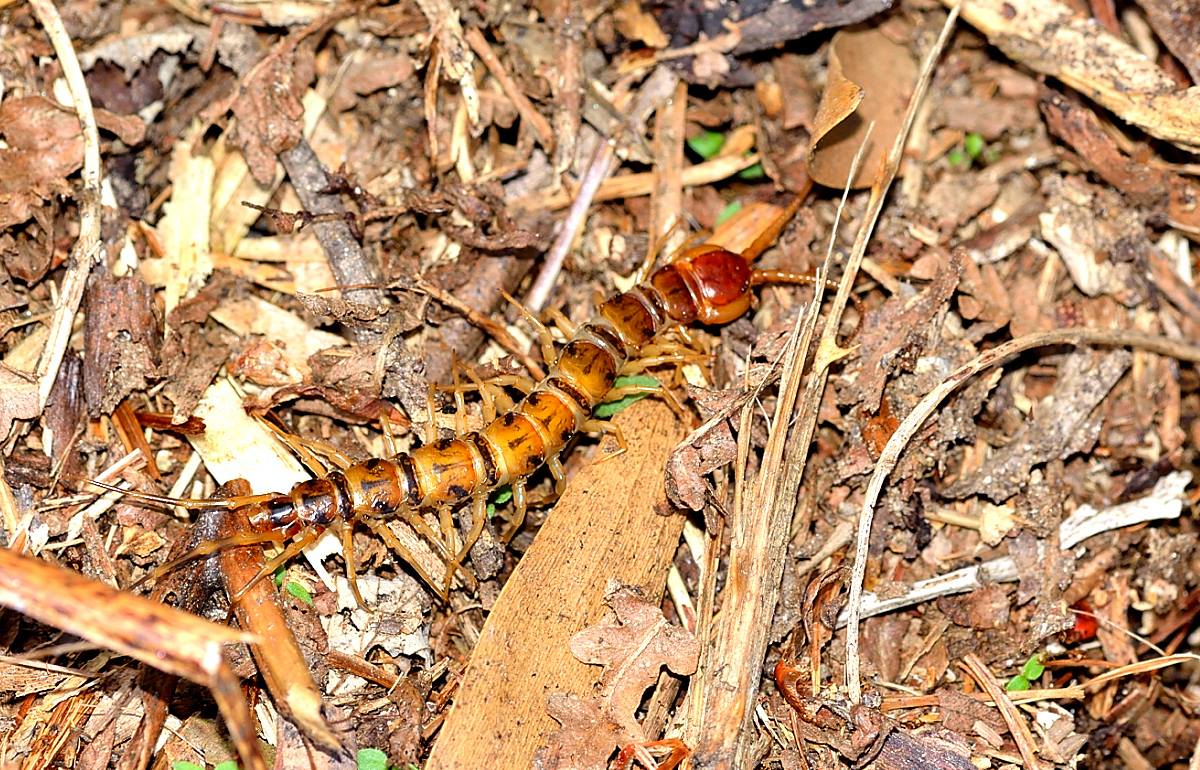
[843,327,1200,700]
[961,653,1044,770]
[28,0,103,410]
[525,66,678,312]
[464,28,555,151]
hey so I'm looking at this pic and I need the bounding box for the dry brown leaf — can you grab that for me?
[0,96,84,230]
[536,583,699,770]
[0,364,40,438]
[808,26,915,189]
[231,53,307,185]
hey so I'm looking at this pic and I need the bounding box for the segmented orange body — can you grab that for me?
[249,244,754,543]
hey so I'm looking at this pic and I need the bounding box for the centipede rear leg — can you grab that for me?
[499,479,530,544]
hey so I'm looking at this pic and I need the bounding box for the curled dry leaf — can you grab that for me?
[536,582,699,770]
[942,348,1132,502]
[807,26,916,189]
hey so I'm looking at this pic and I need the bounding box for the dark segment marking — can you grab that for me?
[327,471,354,524]
[266,498,295,529]
[585,323,627,358]
[397,454,422,506]
[466,431,500,486]
[547,376,591,415]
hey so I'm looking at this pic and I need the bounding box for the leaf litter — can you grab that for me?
[1,0,1200,768]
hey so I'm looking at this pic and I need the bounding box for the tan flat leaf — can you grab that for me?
[808,27,915,189]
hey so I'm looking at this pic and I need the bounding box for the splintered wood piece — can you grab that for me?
[0,546,264,770]
[426,400,686,770]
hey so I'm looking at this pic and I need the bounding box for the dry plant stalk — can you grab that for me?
[0,546,265,770]
[684,9,960,765]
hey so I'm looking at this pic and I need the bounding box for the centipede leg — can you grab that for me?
[501,289,557,366]
[500,480,528,544]
[583,419,628,462]
[259,416,354,472]
[228,526,324,605]
[130,530,290,591]
[380,411,399,457]
[543,306,577,338]
[547,454,566,496]
[340,519,365,609]
[444,494,488,599]
[604,382,688,419]
[361,515,475,597]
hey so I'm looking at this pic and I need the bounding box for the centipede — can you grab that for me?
[94,197,815,602]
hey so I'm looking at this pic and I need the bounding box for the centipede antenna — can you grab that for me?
[88,479,274,511]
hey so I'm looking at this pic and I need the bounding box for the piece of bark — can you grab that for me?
[425,400,686,770]
[83,272,160,416]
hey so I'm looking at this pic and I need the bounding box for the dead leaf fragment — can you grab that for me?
[231,53,307,185]
[0,96,85,229]
[536,583,699,770]
[942,349,1132,502]
[1039,176,1148,306]
[808,27,916,189]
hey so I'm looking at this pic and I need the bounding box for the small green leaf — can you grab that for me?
[1004,674,1031,692]
[357,748,389,770]
[737,162,765,180]
[273,565,286,587]
[173,763,205,770]
[1021,654,1045,681]
[687,130,725,160]
[594,374,659,418]
[946,148,967,168]
[715,199,743,227]
[492,487,513,505]
[963,132,985,160]
[215,762,240,770]
[284,581,314,606]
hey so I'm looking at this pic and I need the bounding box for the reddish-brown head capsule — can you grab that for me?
[671,245,753,324]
